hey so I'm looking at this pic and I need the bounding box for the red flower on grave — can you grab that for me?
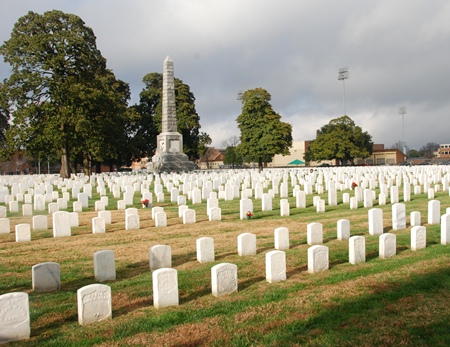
[352,182,358,189]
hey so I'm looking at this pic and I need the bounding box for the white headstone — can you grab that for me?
[349,236,366,265]
[307,245,329,273]
[32,262,60,292]
[392,203,406,231]
[94,250,116,282]
[92,217,106,234]
[411,226,426,251]
[296,190,306,208]
[337,219,350,241]
[410,211,421,227]
[265,250,286,283]
[239,198,253,220]
[78,193,89,208]
[32,215,48,231]
[22,204,32,216]
[428,200,440,225]
[237,232,257,256]
[73,201,83,213]
[52,211,71,237]
[152,268,179,308]
[149,245,172,271]
[196,237,215,263]
[368,208,383,235]
[0,292,30,343]
[349,197,358,209]
[77,284,112,325]
[0,218,10,234]
[182,209,196,224]
[261,193,272,211]
[152,206,164,219]
[208,207,222,221]
[274,227,289,250]
[125,214,140,230]
[379,233,396,259]
[15,224,31,242]
[307,222,323,245]
[47,202,59,215]
[211,263,238,297]
[441,213,450,245]
[155,212,167,227]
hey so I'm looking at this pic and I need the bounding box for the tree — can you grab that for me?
[305,115,373,165]
[135,72,207,161]
[223,146,242,168]
[407,149,420,158]
[419,142,439,159]
[197,132,212,161]
[222,135,240,148]
[0,10,130,177]
[0,83,9,152]
[222,135,241,168]
[236,88,292,171]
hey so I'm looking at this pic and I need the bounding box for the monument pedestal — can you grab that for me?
[147,132,195,173]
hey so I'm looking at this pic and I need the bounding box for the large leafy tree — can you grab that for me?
[0,10,129,177]
[135,72,206,161]
[305,115,373,165]
[236,88,292,171]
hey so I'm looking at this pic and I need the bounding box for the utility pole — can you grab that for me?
[338,67,349,115]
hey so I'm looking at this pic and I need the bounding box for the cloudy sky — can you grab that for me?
[1,1,449,150]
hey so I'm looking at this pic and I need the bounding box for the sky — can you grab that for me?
[1,0,449,150]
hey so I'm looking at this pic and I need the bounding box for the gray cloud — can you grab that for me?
[1,0,449,149]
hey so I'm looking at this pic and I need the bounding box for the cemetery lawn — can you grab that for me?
[1,185,450,346]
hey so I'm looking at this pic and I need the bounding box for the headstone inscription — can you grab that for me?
[77,284,112,326]
[152,268,179,308]
[211,263,238,297]
[0,292,30,343]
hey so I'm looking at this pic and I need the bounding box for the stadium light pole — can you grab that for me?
[399,106,407,154]
[338,67,349,115]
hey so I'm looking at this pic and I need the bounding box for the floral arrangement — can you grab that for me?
[351,182,358,189]
[141,199,150,207]
[246,211,253,219]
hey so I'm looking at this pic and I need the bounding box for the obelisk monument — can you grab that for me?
[147,56,195,172]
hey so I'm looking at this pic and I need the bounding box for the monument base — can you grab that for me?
[147,152,195,173]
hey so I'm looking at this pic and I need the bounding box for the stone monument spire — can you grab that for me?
[147,56,195,173]
[162,56,177,133]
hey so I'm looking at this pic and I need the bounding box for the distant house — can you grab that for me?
[198,148,226,170]
[355,144,406,166]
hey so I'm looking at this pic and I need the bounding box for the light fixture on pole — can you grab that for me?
[338,67,349,115]
[399,106,407,155]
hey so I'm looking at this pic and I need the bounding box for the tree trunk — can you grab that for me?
[60,146,71,178]
[83,155,91,176]
[258,156,263,172]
